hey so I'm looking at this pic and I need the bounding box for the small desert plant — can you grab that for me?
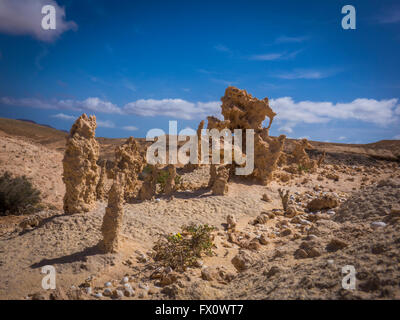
[157,170,182,193]
[0,171,41,216]
[297,164,309,173]
[152,223,216,271]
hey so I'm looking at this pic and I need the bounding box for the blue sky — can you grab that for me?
[0,0,399,143]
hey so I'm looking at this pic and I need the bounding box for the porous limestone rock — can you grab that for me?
[63,114,100,214]
[291,138,317,170]
[138,164,159,200]
[100,173,125,253]
[164,164,176,195]
[96,160,107,201]
[212,166,229,195]
[113,137,144,200]
[206,87,285,185]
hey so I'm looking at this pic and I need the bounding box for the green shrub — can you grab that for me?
[0,171,41,216]
[153,223,216,271]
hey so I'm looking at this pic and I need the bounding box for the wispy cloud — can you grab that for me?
[0,0,77,42]
[249,49,303,61]
[123,126,139,131]
[51,113,76,120]
[377,5,400,24]
[214,44,231,53]
[275,68,339,80]
[275,35,310,44]
[393,134,400,140]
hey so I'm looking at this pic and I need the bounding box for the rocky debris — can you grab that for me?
[96,160,107,200]
[226,214,237,231]
[307,195,338,212]
[100,173,125,253]
[370,221,387,229]
[138,164,159,200]
[201,266,235,283]
[113,137,143,200]
[261,193,271,202]
[212,166,229,195]
[231,250,254,271]
[62,114,100,214]
[164,164,176,196]
[326,238,348,252]
[294,241,321,259]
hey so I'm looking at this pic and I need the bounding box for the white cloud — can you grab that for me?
[338,136,347,141]
[0,0,77,42]
[393,134,400,140]
[123,99,221,120]
[0,96,122,114]
[51,113,75,120]
[270,97,400,133]
[97,120,115,128]
[275,69,334,80]
[123,126,139,131]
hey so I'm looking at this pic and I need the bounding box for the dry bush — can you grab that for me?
[153,224,215,271]
[0,172,41,216]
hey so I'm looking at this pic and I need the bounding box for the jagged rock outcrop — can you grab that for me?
[63,114,100,214]
[96,160,107,200]
[164,164,176,195]
[212,166,229,195]
[138,164,159,200]
[100,173,125,253]
[254,134,286,185]
[205,87,285,185]
[291,138,316,170]
[113,137,144,200]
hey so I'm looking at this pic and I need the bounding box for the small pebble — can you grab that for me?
[104,282,112,288]
[371,221,387,229]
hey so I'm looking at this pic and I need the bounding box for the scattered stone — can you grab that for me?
[231,251,254,272]
[326,238,348,252]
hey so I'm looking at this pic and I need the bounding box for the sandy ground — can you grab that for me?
[0,126,399,300]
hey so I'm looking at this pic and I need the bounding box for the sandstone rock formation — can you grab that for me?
[63,114,100,214]
[96,160,107,200]
[205,87,285,185]
[290,138,316,170]
[113,137,144,200]
[164,164,176,196]
[138,164,159,200]
[212,166,229,195]
[100,172,125,253]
